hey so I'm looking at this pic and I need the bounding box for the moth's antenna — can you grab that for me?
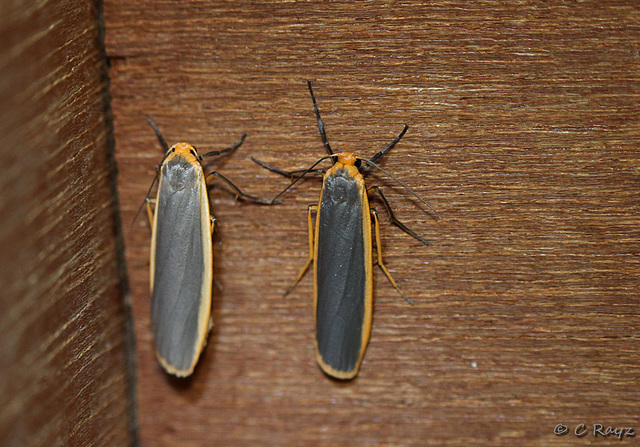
[360,158,440,220]
[265,155,334,203]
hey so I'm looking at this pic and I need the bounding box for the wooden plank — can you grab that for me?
[0,1,136,446]
[105,1,640,445]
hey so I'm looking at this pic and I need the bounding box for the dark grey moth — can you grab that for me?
[252,82,438,379]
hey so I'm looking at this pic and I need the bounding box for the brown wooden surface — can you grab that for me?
[0,1,136,446]
[105,1,639,446]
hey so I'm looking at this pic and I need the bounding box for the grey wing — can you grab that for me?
[151,179,207,373]
[315,175,367,374]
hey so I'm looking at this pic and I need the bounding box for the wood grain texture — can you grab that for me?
[0,1,136,446]
[104,1,639,445]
